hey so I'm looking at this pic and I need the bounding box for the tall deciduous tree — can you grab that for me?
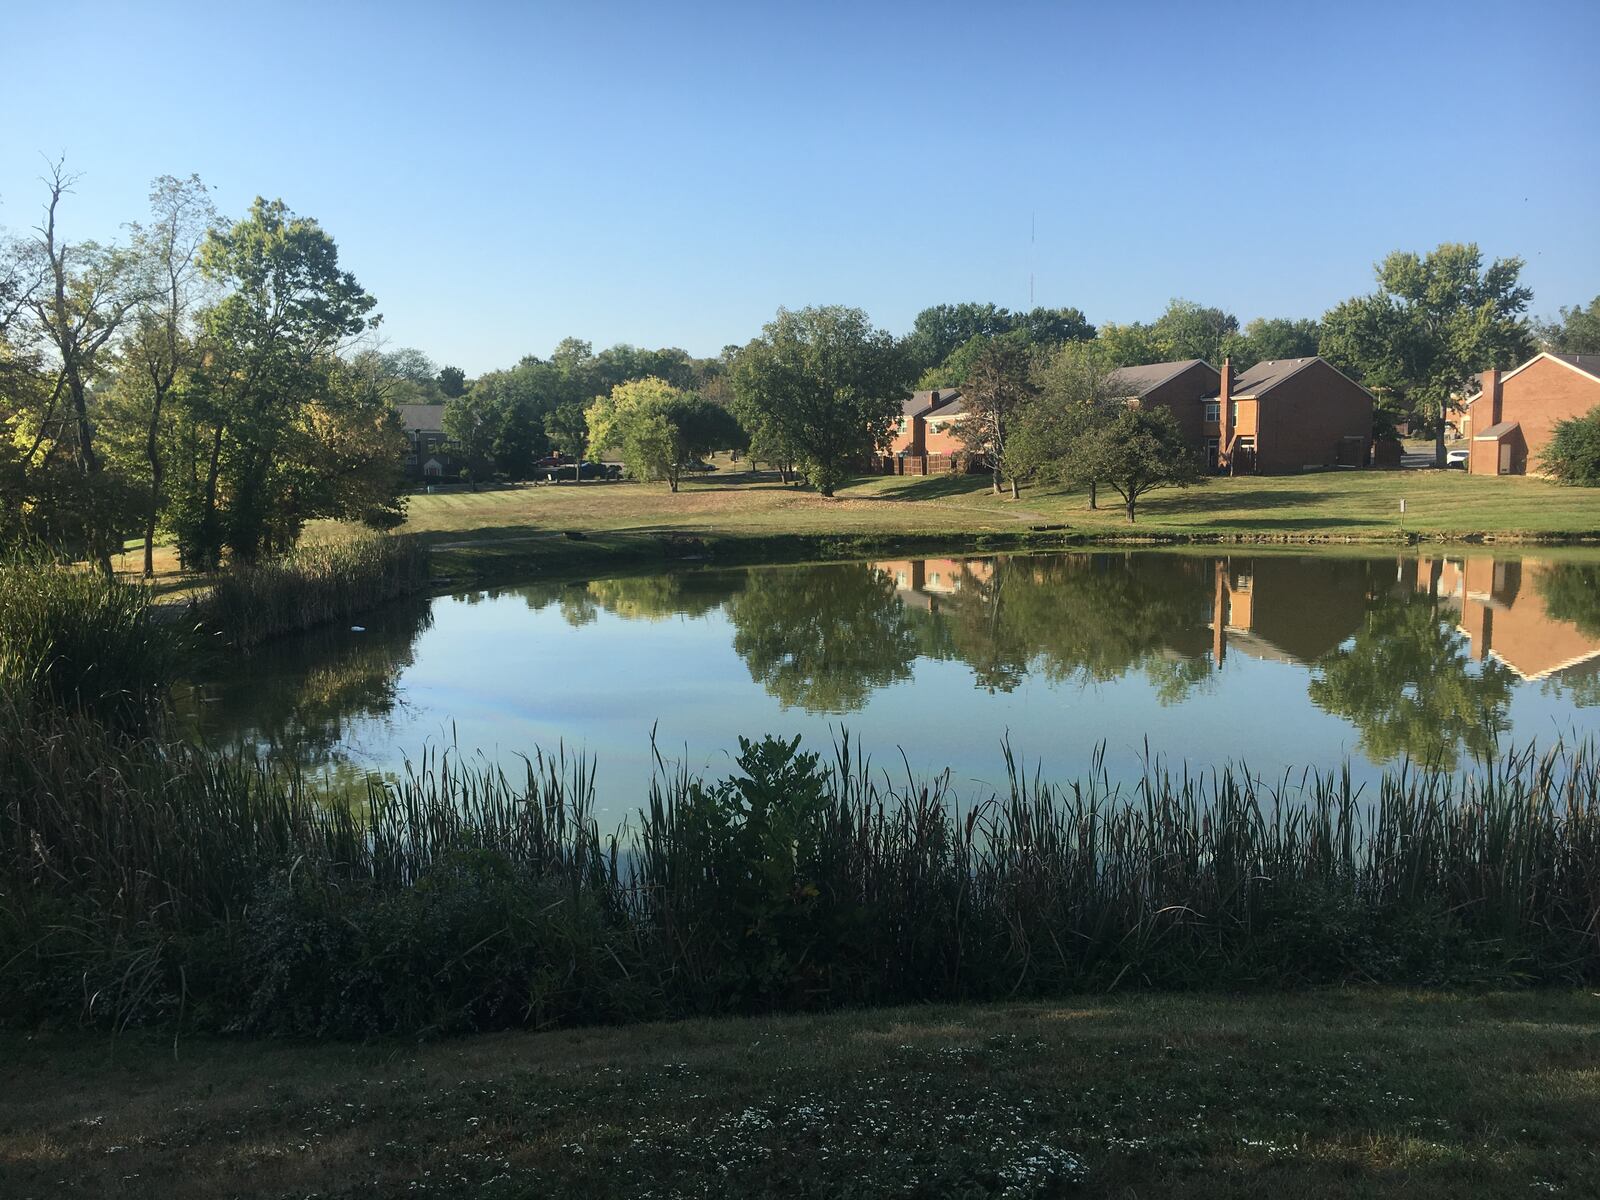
[1151,298,1240,365]
[185,197,378,564]
[1013,341,1128,509]
[954,335,1041,498]
[1320,243,1533,466]
[731,306,910,497]
[19,161,148,574]
[121,174,215,576]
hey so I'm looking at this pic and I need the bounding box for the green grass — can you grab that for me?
[377,469,1600,583]
[3,988,1596,1198]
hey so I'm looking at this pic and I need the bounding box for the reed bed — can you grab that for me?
[197,534,430,648]
[4,709,1598,1037]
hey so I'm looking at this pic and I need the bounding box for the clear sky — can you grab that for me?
[4,0,1596,375]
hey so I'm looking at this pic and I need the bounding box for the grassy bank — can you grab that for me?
[3,988,1596,1198]
[384,468,1600,584]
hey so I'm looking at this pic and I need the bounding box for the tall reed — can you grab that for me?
[197,534,430,648]
[3,713,1598,1037]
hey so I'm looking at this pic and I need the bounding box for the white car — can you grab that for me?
[1446,449,1469,469]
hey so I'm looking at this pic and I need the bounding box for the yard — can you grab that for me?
[4,989,1595,1198]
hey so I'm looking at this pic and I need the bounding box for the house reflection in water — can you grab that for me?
[1414,556,1600,681]
[877,558,993,612]
[1206,555,1377,668]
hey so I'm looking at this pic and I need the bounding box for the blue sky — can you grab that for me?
[4,0,1596,375]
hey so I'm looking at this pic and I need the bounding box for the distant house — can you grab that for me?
[1461,353,1600,476]
[1115,356,1372,473]
[395,403,456,480]
[1197,357,1373,474]
[887,388,967,457]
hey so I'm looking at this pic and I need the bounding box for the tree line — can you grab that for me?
[6,158,1597,566]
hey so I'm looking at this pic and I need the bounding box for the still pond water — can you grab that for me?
[185,550,1600,818]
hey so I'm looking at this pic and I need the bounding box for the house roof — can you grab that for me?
[1468,352,1600,405]
[901,388,964,418]
[1204,356,1373,402]
[928,395,967,419]
[1109,359,1209,398]
[396,402,446,432]
[1475,421,1521,439]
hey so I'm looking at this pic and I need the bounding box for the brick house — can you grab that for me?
[1112,359,1221,449]
[396,403,457,480]
[887,388,967,457]
[1199,357,1373,474]
[1461,353,1600,476]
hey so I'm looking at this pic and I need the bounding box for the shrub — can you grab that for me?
[1538,405,1600,485]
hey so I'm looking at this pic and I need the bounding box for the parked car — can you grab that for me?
[535,460,617,481]
[1446,449,1469,469]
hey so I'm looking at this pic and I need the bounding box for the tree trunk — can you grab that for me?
[1009,478,1019,500]
[200,423,226,571]
[1434,422,1447,469]
[1125,495,1137,524]
[992,463,1002,495]
[1088,481,1098,510]
[143,395,165,578]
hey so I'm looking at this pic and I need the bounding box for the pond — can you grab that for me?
[182,549,1600,819]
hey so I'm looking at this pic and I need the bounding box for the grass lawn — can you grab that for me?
[111,467,1600,591]
[4,990,1595,1198]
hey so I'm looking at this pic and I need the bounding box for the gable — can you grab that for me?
[1253,357,1373,405]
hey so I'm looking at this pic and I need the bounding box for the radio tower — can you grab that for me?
[1028,210,1036,308]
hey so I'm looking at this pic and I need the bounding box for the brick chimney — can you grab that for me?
[1218,357,1234,466]
[1480,368,1502,426]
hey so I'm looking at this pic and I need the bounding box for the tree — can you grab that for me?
[1013,340,1128,509]
[1320,243,1533,466]
[1538,407,1600,486]
[1096,320,1165,367]
[1151,299,1240,365]
[731,306,911,496]
[904,302,1013,373]
[184,197,379,564]
[1536,296,1600,354]
[543,401,589,478]
[1013,306,1095,346]
[953,335,1041,497]
[1230,317,1320,369]
[1063,406,1201,523]
[120,174,215,576]
[17,161,148,574]
[586,378,742,491]
[436,365,468,397]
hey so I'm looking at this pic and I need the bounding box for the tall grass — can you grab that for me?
[0,558,174,726]
[198,534,430,648]
[4,714,1598,1037]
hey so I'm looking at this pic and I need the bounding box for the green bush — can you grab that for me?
[1539,405,1600,485]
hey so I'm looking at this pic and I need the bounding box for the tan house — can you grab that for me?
[1461,353,1600,476]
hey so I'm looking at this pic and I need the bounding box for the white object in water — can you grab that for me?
[351,625,366,633]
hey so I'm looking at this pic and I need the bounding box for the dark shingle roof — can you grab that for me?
[396,402,446,432]
[1552,354,1600,381]
[901,388,963,417]
[1109,359,1208,398]
[1229,357,1319,397]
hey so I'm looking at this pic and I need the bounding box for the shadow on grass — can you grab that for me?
[865,474,989,501]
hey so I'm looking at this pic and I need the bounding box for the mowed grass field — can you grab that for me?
[4,990,1595,1199]
[399,466,1600,545]
[110,467,1600,590]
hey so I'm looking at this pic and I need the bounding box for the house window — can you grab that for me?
[1204,437,1220,469]
[405,454,418,467]
[1204,401,1220,423]
[1230,401,1241,423]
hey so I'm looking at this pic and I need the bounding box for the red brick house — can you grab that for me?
[1461,353,1600,476]
[1116,356,1372,473]
[1199,357,1373,474]
[1113,359,1221,449]
[887,388,967,457]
